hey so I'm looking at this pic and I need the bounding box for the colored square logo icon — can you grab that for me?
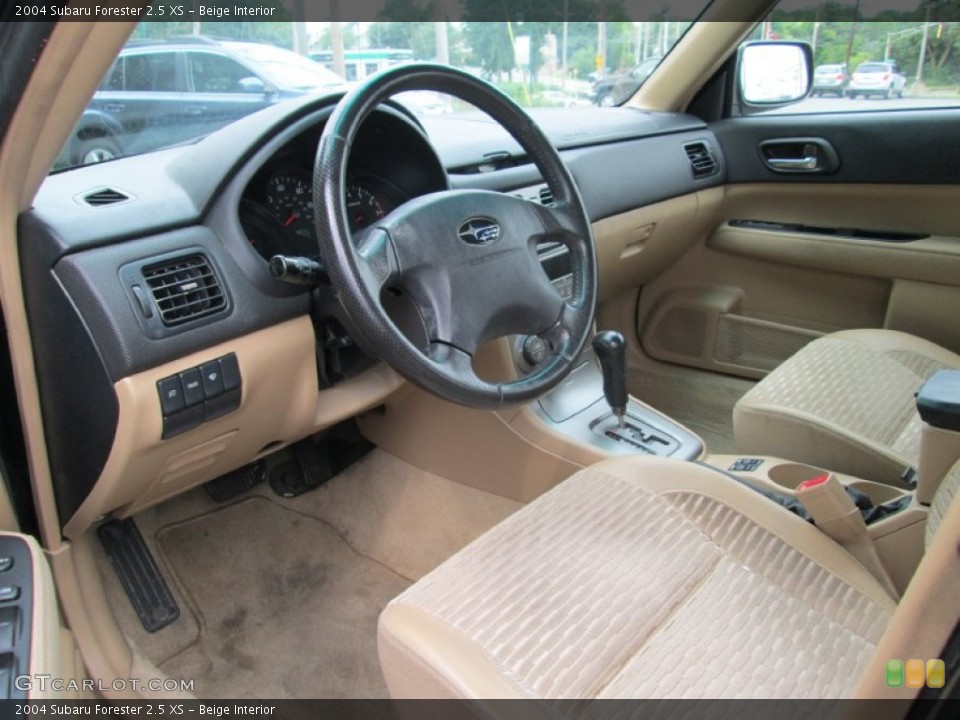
[906,659,925,688]
[926,659,945,689]
[886,659,904,687]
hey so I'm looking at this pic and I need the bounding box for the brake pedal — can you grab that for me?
[204,460,266,503]
[97,518,180,633]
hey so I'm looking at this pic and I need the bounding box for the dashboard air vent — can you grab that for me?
[81,187,131,207]
[143,254,225,327]
[538,187,555,206]
[683,142,718,179]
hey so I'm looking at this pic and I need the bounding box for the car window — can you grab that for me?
[751,11,960,115]
[123,52,178,93]
[54,16,695,172]
[188,52,255,94]
[101,59,125,91]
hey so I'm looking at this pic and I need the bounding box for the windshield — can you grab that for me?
[222,42,345,89]
[54,17,694,172]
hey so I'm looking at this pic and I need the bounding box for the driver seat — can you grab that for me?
[378,455,960,699]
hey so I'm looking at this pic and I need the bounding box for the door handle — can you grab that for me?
[766,156,820,171]
[759,138,839,174]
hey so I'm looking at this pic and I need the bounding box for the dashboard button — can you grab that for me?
[205,387,241,422]
[200,361,224,399]
[162,405,203,439]
[157,376,185,416]
[219,353,241,392]
[179,368,204,407]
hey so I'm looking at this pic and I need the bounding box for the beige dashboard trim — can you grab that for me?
[60,316,403,540]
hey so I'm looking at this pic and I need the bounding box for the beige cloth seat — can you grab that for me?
[734,330,960,486]
[378,455,960,699]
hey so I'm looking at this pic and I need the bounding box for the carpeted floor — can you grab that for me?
[628,361,755,455]
[96,449,522,699]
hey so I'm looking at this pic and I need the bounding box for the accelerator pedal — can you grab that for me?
[97,518,180,633]
[269,437,332,498]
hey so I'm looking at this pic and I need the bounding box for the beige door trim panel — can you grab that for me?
[710,222,960,287]
[62,316,403,539]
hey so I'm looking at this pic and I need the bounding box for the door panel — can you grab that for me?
[637,105,960,376]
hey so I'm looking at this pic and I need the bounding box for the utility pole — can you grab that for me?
[844,0,861,70]
[597,21,606,79]
[292,0,308,55]
[330,21,345,78]
[433,1,449,65]
[561,0,569,88]
[917,6,932,84]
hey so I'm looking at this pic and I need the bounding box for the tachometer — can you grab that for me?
[346,183,386,231]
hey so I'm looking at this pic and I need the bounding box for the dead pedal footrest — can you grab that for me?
[97,518,180,633]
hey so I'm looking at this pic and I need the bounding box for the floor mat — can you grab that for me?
[258,449,524,581]
[156,497,409,699]
[628,362,755,455]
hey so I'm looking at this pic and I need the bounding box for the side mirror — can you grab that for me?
[738,41,813,106]
[238,76,274,96]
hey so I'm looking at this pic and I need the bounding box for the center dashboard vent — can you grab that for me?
[683,141,719,179]
[80,187,131,207]
[538,187,555,207]
[143,254,226,327]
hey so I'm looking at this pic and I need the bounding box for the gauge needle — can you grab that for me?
[284,214,298,227]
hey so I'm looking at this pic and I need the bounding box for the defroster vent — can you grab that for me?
[683,141,719,179]
[143,254,226,327]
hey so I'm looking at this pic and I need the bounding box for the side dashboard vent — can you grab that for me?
[538,187,555,206]
[81,187,131,207]
[143,254,226,327]
[683,142,719,179]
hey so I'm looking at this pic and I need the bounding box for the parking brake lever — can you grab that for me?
[592,331,628,429]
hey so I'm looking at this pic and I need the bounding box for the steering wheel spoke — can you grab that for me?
[354,227,401,291]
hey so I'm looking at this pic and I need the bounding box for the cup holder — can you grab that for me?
[767,462,827,490]
[848,480,906,505]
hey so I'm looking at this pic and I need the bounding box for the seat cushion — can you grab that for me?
[378,456,896,699]
[734,330,960,486]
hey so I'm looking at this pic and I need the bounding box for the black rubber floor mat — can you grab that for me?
[97,518,180,633]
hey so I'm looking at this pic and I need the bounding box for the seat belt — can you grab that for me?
[796,473,900,599]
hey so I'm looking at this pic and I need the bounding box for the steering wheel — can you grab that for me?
[313,64,597,409]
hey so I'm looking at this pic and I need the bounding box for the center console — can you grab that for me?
[513,239,703,461]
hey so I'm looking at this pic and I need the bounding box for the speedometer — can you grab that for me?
[264,170,314,238]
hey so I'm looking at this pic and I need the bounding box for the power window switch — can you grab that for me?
[0,558,12,573]
[0,586,20,603]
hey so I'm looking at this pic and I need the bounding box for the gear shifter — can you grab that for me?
[592,331,628,429]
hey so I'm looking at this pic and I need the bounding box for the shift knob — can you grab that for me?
[592,330,628,425]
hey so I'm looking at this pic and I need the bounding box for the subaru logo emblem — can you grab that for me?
[458,217,501,246]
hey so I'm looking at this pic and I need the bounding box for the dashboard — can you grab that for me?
[21,91,725,537]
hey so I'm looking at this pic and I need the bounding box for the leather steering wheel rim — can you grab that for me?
[314,63,597,409]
